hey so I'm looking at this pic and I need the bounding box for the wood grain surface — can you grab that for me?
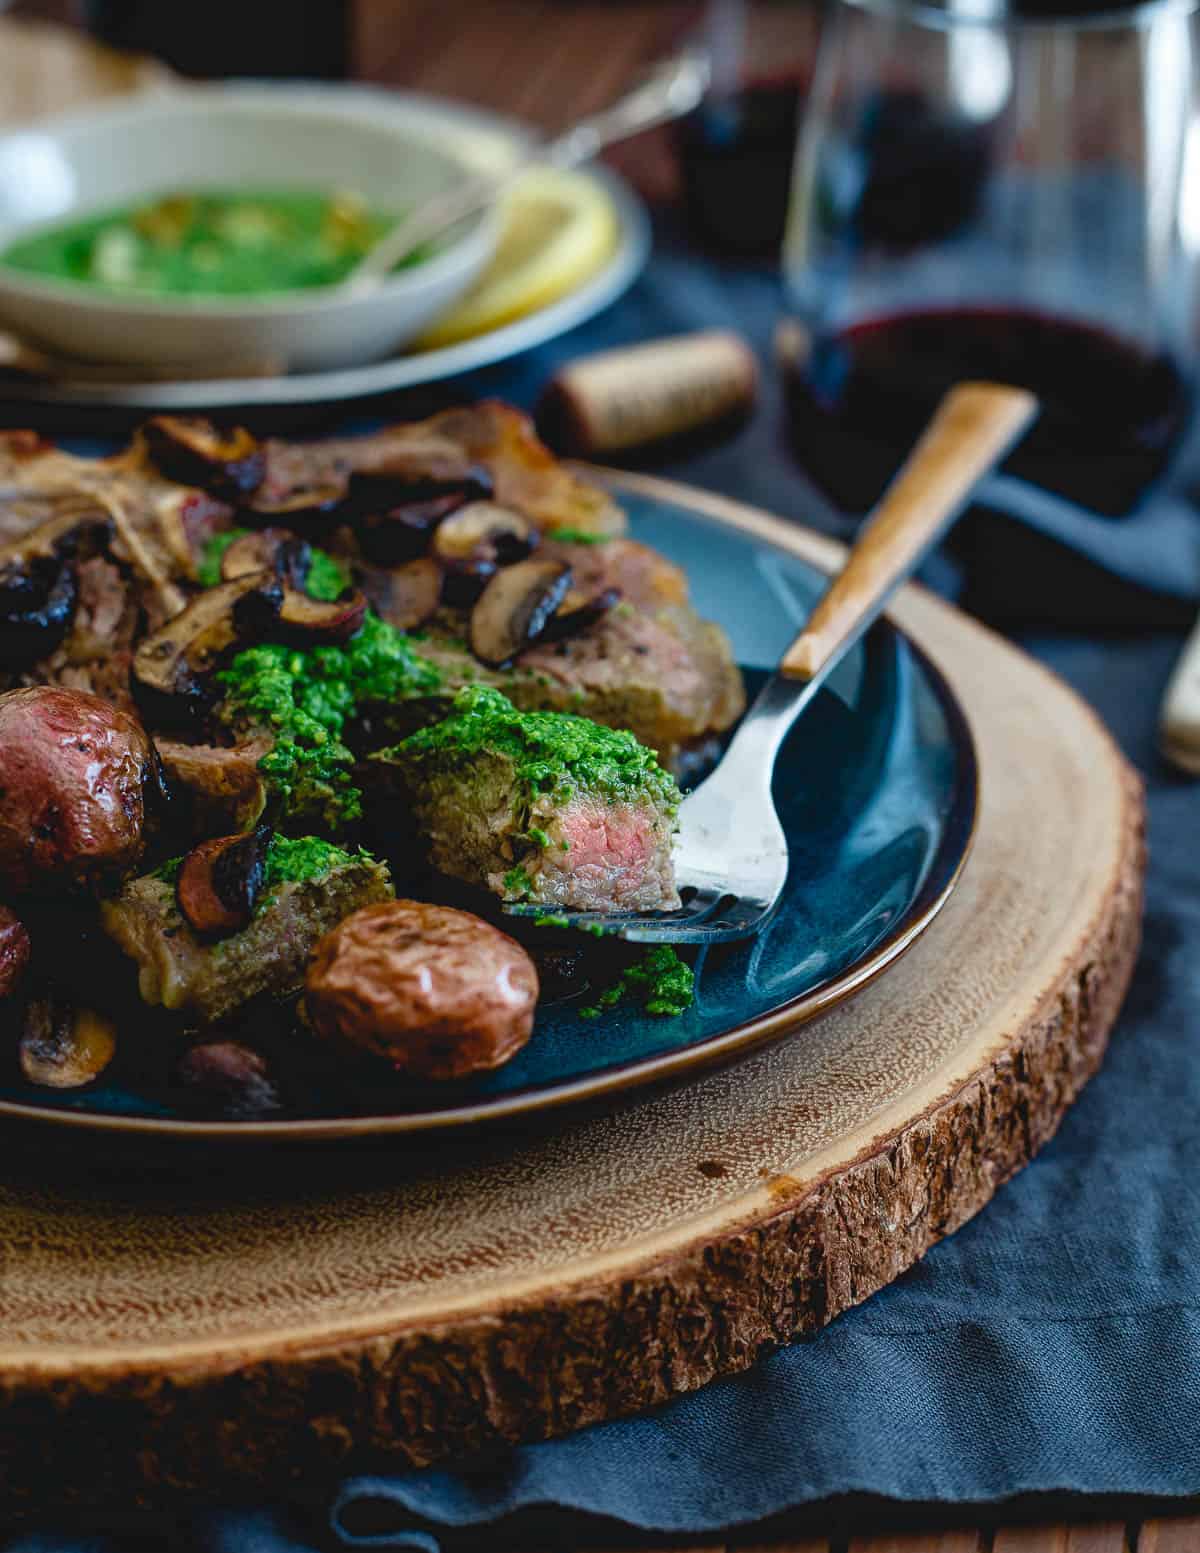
[0,475,1144,1513]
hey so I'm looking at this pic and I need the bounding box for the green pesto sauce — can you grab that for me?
[263,834,358,889]
[393,685,678,810]
[503,864,534,897]
[1,189,413,297]
[547,528,611,545]
[580,946,694,1019]
[305,548,351,602]
[218,613,441,829]
[197,530,349,599]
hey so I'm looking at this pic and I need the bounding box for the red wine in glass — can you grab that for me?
[784,306,1192,517]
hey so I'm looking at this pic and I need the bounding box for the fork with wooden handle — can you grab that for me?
[505,381,1039,942]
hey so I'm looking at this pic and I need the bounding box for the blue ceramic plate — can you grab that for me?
[0,476,976,1139]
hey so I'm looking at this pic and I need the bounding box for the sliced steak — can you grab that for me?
[538,535,689,608]
[371,594,744,773]
[520,792,680,912]
[0,416,744,780]
[261,401,625,539]
[348,536,743,769]
[373,685,680,912]
[512,605,744,767]
[418,402,625,538]
[100,848,392,1025]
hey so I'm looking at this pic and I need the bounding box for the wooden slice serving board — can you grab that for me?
[0,476,1144,1514]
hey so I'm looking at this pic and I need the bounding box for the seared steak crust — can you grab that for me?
[100,855,392,1024]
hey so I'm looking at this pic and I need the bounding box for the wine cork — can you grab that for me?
[538,330,758,456]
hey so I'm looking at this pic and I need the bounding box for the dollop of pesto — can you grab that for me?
[580,946,695,1019]
[218,613,442,829]
[392,685,678,809]
[197,530,350,599]
[262,834,360,889]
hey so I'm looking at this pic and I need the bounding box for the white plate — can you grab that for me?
[0,89,498,373]
[0,84,651,411]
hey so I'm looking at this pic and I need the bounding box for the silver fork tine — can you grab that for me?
[503,383,1039,946]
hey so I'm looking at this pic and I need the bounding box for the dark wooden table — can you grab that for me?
[1,4,1197,1549]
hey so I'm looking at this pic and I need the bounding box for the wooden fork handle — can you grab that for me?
[781,381,1039,682]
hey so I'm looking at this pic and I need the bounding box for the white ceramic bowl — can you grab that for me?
[0,89,498,372]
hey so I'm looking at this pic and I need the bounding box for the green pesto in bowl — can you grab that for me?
[0,188,416,297]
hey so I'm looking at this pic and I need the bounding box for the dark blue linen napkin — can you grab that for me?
[4,221,1200,1551]
[329,648,1200,1535]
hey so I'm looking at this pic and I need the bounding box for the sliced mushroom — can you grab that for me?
[0,904,30,1001]
[277,586,367,644]
[0,559,77,666]
[538,586,621,645]
[469,558,575,668]
[143,416,265,500]
[132,570,283,728]
[440,553,497,608]
[347,464,494,565]
[352,491,463,566]
[433,501,539,607]
[174,1040,281,1118]
[176,825,272,938]
[356,556,441,632]
[0,500,113,664]
[153,737,270,838]
[216,531,364,643]
[0,502,114,667]
[20,996,117,1089]
[432,502,536,564]
[220,528,312,589]
[0,500,112,572]
[241,479,348,534]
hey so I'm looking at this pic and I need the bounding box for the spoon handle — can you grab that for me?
[348,48,710,289]
[780,381,1038,683]
[543,47,711,168]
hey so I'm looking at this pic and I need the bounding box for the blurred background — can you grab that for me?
[1,0,1199,638]
[0,0,814,215]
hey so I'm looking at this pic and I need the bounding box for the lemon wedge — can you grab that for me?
[415,167,620,349]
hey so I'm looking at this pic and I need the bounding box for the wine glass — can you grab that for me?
[783,0,1200,516]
